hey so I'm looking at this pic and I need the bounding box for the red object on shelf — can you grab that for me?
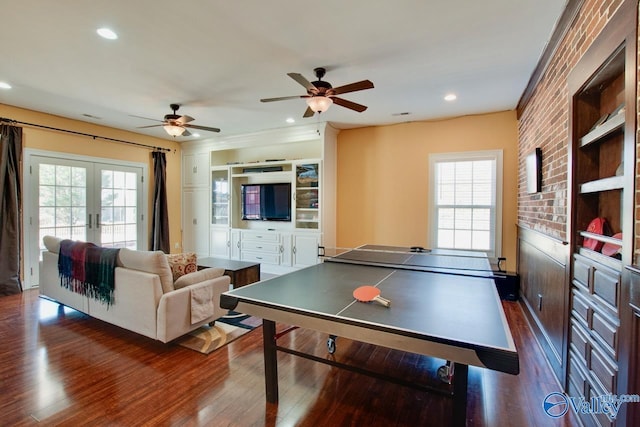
[583,217,606,251]
[602,232,622,257]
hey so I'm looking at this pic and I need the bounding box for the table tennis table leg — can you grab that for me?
[452,363,468,427]
[262,319,278,403]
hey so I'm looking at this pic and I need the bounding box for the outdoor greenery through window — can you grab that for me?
[429,150,502,257]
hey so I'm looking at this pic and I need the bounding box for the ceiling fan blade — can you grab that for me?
[331,80,374,95]
[288,73,316,91]
[184,123,221,133]
[177,115,195,125]
[260,95,307,103]
[130,114,163,122]
[303,106,315,118]
[137,124,163,129]
[331,97,368,112]
[181,128,192,137]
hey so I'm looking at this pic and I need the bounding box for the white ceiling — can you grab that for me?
[0,1,566,142]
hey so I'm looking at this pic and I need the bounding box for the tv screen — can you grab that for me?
[241,183,291,221]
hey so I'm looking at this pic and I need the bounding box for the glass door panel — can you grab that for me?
[294,162,320,229]
[98,167,140,249]
[36,160,91,249]
[211,169,229,225]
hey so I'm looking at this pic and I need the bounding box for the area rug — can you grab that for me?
[177,313,260,355]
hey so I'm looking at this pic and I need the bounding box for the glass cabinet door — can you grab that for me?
[294,162,320,229]
[211,169,229,225]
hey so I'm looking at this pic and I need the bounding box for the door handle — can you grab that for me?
[88,214,92,229]
[96,214,100,229]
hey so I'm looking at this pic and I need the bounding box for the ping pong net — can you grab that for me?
[320,244,505,279]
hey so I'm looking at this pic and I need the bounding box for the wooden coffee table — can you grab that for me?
[197,257,260,288]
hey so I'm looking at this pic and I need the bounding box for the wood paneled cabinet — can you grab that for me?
[568,7,636,427]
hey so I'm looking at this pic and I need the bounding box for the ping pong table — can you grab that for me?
[220,245,519,426]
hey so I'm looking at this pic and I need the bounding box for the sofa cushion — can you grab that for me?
[173,267,225,290]
[43,235,63,254]
[166,252,197,282]
[118,248,174,293]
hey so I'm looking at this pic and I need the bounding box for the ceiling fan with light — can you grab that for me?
[260,67,374,117]
[135,104,221,137]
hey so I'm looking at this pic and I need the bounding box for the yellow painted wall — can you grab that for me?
[336,110,519,271]
[0,104,183,252]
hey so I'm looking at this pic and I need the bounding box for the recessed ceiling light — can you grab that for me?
[444,93,457,102]
[191,133,200,138]
[97,28,118,40]
[0,81,12,89]
[286,118,295,124]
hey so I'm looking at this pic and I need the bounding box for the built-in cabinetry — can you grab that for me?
[182,123,338,274]
[182,151,211,257]
[568,11,636,427]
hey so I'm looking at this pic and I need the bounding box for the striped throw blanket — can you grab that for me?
[58,240,120,306]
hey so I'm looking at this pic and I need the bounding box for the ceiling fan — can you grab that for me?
[260,67,374,117]
[136,104,221,137]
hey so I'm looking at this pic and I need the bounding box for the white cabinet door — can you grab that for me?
[183,188,209,256]
[230,229,242,260]
[183,153,209,187]
[210,228,230,258]
[292,233,321,267]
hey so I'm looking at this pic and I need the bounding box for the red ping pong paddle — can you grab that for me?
[353,286,391,307]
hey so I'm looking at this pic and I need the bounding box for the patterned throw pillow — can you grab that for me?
[165,252,197,282]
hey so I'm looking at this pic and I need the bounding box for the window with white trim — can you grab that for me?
[429,150,502,257]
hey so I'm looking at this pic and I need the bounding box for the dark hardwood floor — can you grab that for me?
[0,290,580,426]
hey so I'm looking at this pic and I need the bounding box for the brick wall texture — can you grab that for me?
[517,0,629,242]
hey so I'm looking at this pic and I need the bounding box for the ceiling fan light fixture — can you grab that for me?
[306,96,333,113]
[163,124,185,137]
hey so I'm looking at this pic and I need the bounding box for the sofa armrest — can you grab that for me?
[156,275,231,343]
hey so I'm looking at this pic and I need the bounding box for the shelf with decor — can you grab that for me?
[578,110,624,148]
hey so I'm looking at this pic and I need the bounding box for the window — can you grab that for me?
[429,150,503,257]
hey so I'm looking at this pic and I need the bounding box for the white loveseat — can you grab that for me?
[39,236,231,343]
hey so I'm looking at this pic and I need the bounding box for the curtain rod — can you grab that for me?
[0,116,172,153]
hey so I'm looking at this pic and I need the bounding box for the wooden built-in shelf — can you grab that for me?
[578,231,622,246]
[579,113,625,147]
[579,175,624,193]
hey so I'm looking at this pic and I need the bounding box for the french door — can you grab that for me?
[25,152,147,288]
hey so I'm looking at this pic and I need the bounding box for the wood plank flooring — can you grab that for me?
[0,290,580,426]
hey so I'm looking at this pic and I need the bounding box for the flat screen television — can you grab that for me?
[241,183,291,221]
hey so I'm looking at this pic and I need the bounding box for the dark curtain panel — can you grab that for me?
[150,151,170,253]
[0,125,23,296]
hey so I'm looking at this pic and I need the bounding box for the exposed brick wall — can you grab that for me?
[517,0,626,241]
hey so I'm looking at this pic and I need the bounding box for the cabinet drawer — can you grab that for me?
[571,289,590,324]
[591,311,617,357]
[242,231,280,242]
[589,344,617,393]
[573,255,592,290]
[567,352,588,397]
[241,252,280,265]
[241,240,280,253]
[593,267,620,313]
[570,320,589,363]
[587,382,615,427]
